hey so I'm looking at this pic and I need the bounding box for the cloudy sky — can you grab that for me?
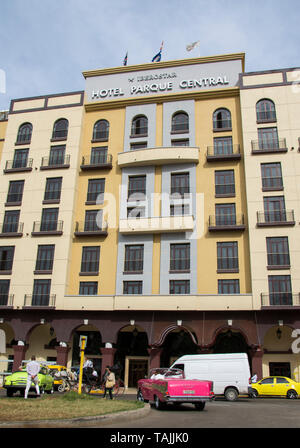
[0,0,299,110]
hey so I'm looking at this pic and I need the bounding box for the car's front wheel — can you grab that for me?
[287,389,298,399]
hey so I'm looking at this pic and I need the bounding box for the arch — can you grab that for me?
[92,119,109,141]
[70,323,103,372]
[16,122,32,143]
[210,326,250,354]
[52,118,69,139]
[157,325,198,367]
[256,98,276,122]
[171,111,189,133]
[131,115,148,136]
[213,108,232,130]
[153,324,198,347]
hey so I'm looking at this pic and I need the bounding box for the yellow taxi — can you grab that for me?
[250,376,300,399]
[47,364,68,389]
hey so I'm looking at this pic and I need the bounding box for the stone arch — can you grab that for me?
[155,325,199,367]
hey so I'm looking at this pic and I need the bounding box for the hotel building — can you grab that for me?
[0,53,299,388]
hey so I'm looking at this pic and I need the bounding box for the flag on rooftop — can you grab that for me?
[186,41,200,52]
[152,41,164,62]
[123,52,128,66]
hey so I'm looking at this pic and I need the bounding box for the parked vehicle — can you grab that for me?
[47,364,68,390]
[137,368,214,410]
[170,353,251,401]
[4,365,54,397]
[250,376,300,399]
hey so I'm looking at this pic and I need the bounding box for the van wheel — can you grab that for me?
[225,387,238,402]
[194,402,205,411]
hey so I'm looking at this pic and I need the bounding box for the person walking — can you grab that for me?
[24,355,40,399]
[103,366,115,400]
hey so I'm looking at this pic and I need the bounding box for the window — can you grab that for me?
[268,275,292,305]
[217,242,238,271]
[2,211,20,233]
[131,115,148,136]
[44,177,62,202]
[171,172,189,197]
[256,99,276,122]
[12,148,29,168]
[124,245,144,273]
[215,170,235,196]
[261,163,283,191]
[218,279,240,294]
[215,204,236,226]
[92,120,109,141]
[170,244,190,271]
[213,109,231,130]
[32,279,51,306]
[90,147,108,164]
[258,127,279,150]
[40,208,59,232]
[0,280,10,306]
[214,137,233,155]
[123,281,143,294]
[128,175,146,200]
[35,245,55,272]
[16,123,32,144]
[80,247,100,274]
[170,280,190,294]
[87,179,105,203]
[260,378,274,385]
[127,206,145,218]
[0,246,15,272]
[84,210,102,231]
[170,204,190,216]
[52,118,68,140]
[266,237,290,268]
[263,196,286,222]
[79,282,98,295]
[49,145,66,166]
[7,180,24,204]
[171,139,189,147]
[130,142,148,150]
[171,112,189,133]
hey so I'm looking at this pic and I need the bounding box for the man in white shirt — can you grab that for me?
[24,355,40,399]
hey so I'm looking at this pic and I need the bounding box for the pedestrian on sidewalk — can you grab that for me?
[24,355,40,399]
[103,366,115,400]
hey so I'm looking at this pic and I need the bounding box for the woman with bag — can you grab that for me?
[103,366,115,400]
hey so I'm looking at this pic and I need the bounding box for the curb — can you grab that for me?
[0,403,151,428]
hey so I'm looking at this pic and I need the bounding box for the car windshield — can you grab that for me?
[149,368,184,379]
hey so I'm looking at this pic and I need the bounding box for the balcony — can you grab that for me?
[257,210,295,227]
[0,222,23,237]
[117,146,199,168]
[74,220,108,237]
[40,155,70,170]
[23,294,56,308]
[208,214,246,231]
[80,154,112,170]
[251,138,288,154]
[206,144,241,162]
[261,293,300,308]
[0,294,14,308]
[4,159,33,173]
[119,215,195,234]
[31,220,63,236]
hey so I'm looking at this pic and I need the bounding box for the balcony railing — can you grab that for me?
[23,294,56,308]
[31,220,63,235]
[257,210,295,227]
[0,222,23,237]
[206,144,241,161]
[208,214,246,231]
[262,176,283,191]
[261,293,300,307]
[0,294,14,307]
[251,138,287,154]
[74,220,108,236]
[4,158,33,173]
[40,155,70,169]
[80,154,112,170]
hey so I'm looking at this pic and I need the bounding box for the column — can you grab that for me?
[12,342,28,372]
[56,343,70,367]
[250,346,263,380]
[147,346,163,370]
[101,345,116,379]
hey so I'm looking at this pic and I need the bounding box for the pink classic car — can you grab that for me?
[137,368,214,411]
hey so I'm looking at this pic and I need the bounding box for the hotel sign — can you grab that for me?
[85,59,242,102]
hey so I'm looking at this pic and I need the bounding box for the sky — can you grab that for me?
[0,0,299,110]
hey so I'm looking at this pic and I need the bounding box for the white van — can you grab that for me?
[170,353,251,401]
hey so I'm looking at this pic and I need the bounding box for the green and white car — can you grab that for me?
[4,365,54,397]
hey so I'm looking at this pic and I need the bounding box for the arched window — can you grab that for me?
[16,122,32,143]
[52,118,69,140]
[131,115,148,136]
[92,119,109,141]
[171,112,189,133]
[213,108,232,130]
[256,99,276,122]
